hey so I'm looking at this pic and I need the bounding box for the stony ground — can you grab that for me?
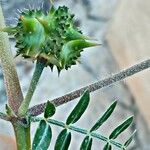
[0,0,150,149]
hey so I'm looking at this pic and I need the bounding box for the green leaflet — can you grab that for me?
[30,98,135,150]
[44,101,56,119]
[109,116,134,139]
[66,90,90,125]
[103,143,112,150]
[90,101,117,132]
[32,120,52,150]
[55,129,71,150]
[124,130,136,148]
[80,136,92,150]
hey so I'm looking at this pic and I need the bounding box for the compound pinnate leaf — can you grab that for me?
[90,101,117,132]
[44,101,56,119]
[109,116,134,139]
[55,129,71,150]
[103,143,112,150]
[66,90,90,125]
[80,136,92,150]
[124,130,136,148]
[32,120,52,150]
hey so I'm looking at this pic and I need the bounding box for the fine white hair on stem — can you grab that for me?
[28,4,33,10]
[23,8,29,12]
[15,12,20,18]
[16,9,22,14]
[29,58,150,116]
[41,2,44,10]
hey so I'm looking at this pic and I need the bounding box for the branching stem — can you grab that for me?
[29,58,150,116]
[18,60,45,117]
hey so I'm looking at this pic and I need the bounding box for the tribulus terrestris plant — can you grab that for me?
[0,1,150,150]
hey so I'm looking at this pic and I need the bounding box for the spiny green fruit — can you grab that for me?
[3,6,99,71]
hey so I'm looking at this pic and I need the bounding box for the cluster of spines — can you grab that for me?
[4,6,98,72]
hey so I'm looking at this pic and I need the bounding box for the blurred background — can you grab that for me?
[0,0,150,149]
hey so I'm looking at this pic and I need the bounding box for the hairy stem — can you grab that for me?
[31,117,123,149]
[29,58,150,116]
[12,123,31,150]
[18,60,45,117]
[0,5,23,114]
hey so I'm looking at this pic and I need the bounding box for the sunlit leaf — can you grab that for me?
[66,90,90,125]
[55,129,71,150]
[90,101,117,132]
[109,116,133,139]
[80,136,92,150]
[103,143,112,150]
[44,101,56,118]
[32,120,52,150]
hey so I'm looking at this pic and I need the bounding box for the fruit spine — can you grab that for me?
[4,6,98,71]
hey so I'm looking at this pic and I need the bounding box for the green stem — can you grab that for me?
[31,117,123,149]
[13,123,31,150]
[18,60,45,116]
